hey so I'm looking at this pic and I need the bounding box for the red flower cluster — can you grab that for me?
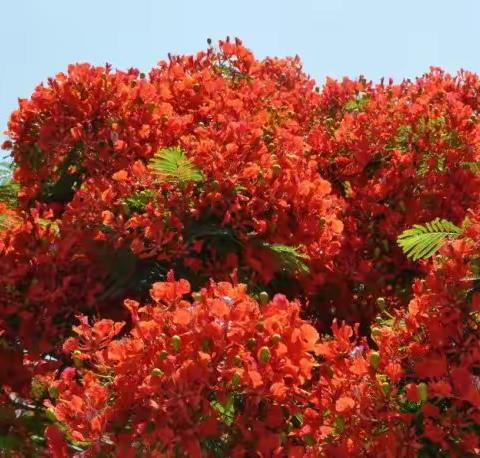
[1,39,480,456]
[307,68,480,324]
[46,276,320,457]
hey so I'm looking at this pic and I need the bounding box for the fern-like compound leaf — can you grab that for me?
[397,218,462,261]
[149,147,203,184]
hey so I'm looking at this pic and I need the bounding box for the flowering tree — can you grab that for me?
[0,38,479,457]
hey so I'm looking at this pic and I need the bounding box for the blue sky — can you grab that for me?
[1,0,479,146]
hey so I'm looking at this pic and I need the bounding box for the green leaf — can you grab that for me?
[0,161,13,185]
[0,434,21,450]
[211,394,235,426]
[0,182,19,208]
[263,243,310,274]
[95,245,138,301]
[397,218,462,261]
[186,223,241,246]
[462,161,480,174]
[0,162,19,208]
[149,147,203,184]
[38,145,84,204]
[122,189,155,214]
[38,219,60,235]
[0,213,19,233]
[344,93,368,112]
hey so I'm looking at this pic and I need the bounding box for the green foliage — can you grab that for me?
[417,152,446,176]
[186,223,241,247]
[149,147,203,184]
[0,213,19,233]
[94,245,170,302]
[462,161,480,174]
[95,245,138,301]
[202,438,229,458]
[344,93,369,112]
[0,182,19,208]
[0,161,19,208]
[122,189,155,214]
[389,117,461,155]
[0,434,21,450]
[0,161,12,184]
[38,219,60,235]
[397,218,462,261]
[40,172,82,204]
[38,146,84,204]
[263,243,310,274]
[211,394,235,426]
[392,125,413,151]
[186,220,310,274]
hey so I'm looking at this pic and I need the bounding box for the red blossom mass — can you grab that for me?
[0,38,480,457]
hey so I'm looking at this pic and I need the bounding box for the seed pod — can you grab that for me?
[369,351,380,370]
[258,346,271,364]
[256,322,265,332]
[233,355,243,367]
[192,292,202,301]
[246,337,257,350]
[171,335,182,352]
[259,291,269,305]
[417,382,428,401]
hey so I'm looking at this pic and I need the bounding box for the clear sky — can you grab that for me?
[1,0,479,145]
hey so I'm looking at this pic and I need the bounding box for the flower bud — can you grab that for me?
[159,350,169,360]
[417,382,428,401]
[272,164,282,177]
[151,368,163,377]
[232,372,241,387]
[258,291,269,305]
[369,351,380,370]
[381,382,390,395]
[246,337,257,349]
[171,335,182,352]
[376,297,386,311]
[270,333,282,344]
[258,346,271,364]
